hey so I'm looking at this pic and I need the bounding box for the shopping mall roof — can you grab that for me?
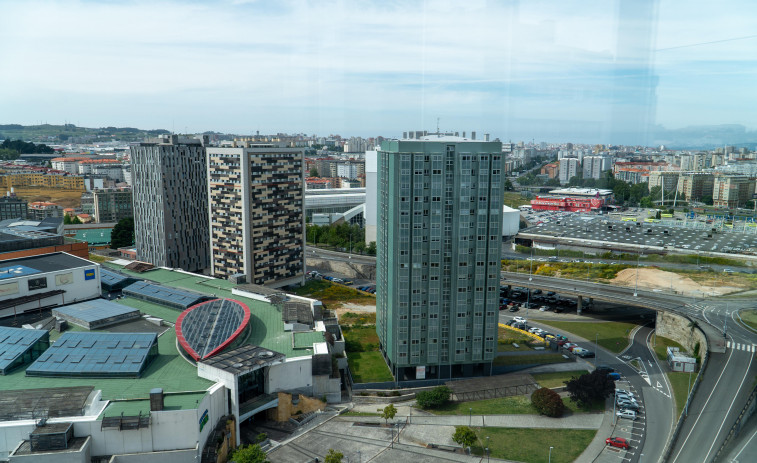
[25,332,158,378]
[102,262,317,359]
[176,299,251,361]
[52,300,141,329]
[0,326,49,375]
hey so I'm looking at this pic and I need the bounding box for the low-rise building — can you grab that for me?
[27,202,63,220]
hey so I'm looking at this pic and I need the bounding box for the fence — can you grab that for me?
[711,382,757,462]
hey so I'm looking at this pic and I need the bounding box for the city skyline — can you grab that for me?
[2,0,756,145]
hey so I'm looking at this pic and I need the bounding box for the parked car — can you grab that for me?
[608,372,622,381]
[616,400,639,410]
[509,306,519,312]
[605,437,630,450]
[533,289,542,295]
[616,392,636,401]
[578,350,595,358]
[616,410,637,421]
[513,316,527,323]
[539,305,550,311]
[616,389,635,398]
[596,365,614,374]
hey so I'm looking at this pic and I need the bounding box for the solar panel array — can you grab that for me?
[25,332,158,378]
[52,300,140,329]
[100,269,135,290]
[177,299,250,360]
[122,281,207,310]
[0,327,49,375]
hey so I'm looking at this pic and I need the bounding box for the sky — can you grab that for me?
[1,0,756,145]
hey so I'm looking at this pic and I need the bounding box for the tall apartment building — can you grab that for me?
[559,158,580,184]
[131,135,209,272]
[376,137,504,381]
[582,155,612,180]
[207,142,305,288]
[0,195,27,220]
[648,171,680,192]
[677,173,715,202]
[92,187,133,223]
[713,175,756,208]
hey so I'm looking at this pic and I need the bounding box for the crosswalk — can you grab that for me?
[727,341,757,352]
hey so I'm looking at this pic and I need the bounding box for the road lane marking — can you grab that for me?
[670,345,737,463]
[702,353,755,463]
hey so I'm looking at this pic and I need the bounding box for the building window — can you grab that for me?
[28,277,47,291]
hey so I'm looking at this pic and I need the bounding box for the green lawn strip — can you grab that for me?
[536,320,641,353]
[652,335,686,361]
[471,427,597,463]
[422,394,604,416]
[493,353,568,366]
[667,372,693,418]
[346,351,393,383]
[342,411,381,417]
[531,370,588,389]
[738,309,757,331]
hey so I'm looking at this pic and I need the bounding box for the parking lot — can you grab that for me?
[521,213,757,255]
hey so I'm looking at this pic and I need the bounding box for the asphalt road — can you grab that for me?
[503,272,757,463]
[668,299,757,463]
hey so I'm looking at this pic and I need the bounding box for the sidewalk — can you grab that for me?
[576,397,617,463]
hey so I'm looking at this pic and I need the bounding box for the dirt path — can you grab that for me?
[334,302,375,320]
[611,268,741,296]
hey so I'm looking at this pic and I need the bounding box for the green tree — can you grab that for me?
[701,195,713,206]
[229,444,268,463]
[63,214,82,225]
[452,426,477,451]
[0,148,19,161]
[629,183,649,204]
[415,385,452,409]
[366,241,376,256]
[613,181,631,205]
[565,370,615,408]
[110,217,135,249]
[378,403,397,425]
[531,387,565,417]
[504,179,514,191]
[324,448,344,463]
[310,167,319,177]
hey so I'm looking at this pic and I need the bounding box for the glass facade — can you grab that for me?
[377,138,504,380]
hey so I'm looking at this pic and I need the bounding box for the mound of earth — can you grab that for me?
[611,268,740,296]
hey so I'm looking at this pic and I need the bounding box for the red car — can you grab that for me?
[605,437,630,450]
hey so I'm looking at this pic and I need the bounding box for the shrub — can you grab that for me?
[415,385,452,409]
[531,387,565,417]
[565,370,615,408]
[255,432,267,443]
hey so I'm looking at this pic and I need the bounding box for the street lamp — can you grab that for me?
[634,252,642,297]
[486,436,490,463]
[469,407,472,426]
[549,446,554,463]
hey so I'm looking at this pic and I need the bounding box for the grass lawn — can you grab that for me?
[424,394,604,416]
[738,309,757,331]
[493,353,568,366]
[471,427,597,463]
[503,192,533,208]
[347,351,393,383]
[667,371,693,418]
[342,411,380,417]
[531,370,588,389]
[339,311,377,325]
[293,279,375,308]
[652,335,686,361]
[536,320,641,353]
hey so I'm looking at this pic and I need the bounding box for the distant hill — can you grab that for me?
[0,124,172,143]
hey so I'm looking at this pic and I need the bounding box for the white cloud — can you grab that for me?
[0,0,755,143]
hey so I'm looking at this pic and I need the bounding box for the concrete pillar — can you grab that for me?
[577,295,583,315]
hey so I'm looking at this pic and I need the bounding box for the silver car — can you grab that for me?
[616,409,637,421]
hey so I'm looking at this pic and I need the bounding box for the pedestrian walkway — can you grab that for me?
[340,412,604,429]
[727,341,756,352]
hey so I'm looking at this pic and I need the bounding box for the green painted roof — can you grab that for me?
[103,263,314,358]
[74,228,112,245]
[99,392,207,419]
[293,331,324,350]
[2,329,214,403]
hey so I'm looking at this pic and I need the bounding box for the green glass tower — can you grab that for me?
[376,136,504,381]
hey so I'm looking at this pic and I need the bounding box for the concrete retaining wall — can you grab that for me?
[656,311,708,359]
[305,258,376,280]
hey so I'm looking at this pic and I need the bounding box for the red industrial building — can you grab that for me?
[530,196,605,212]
